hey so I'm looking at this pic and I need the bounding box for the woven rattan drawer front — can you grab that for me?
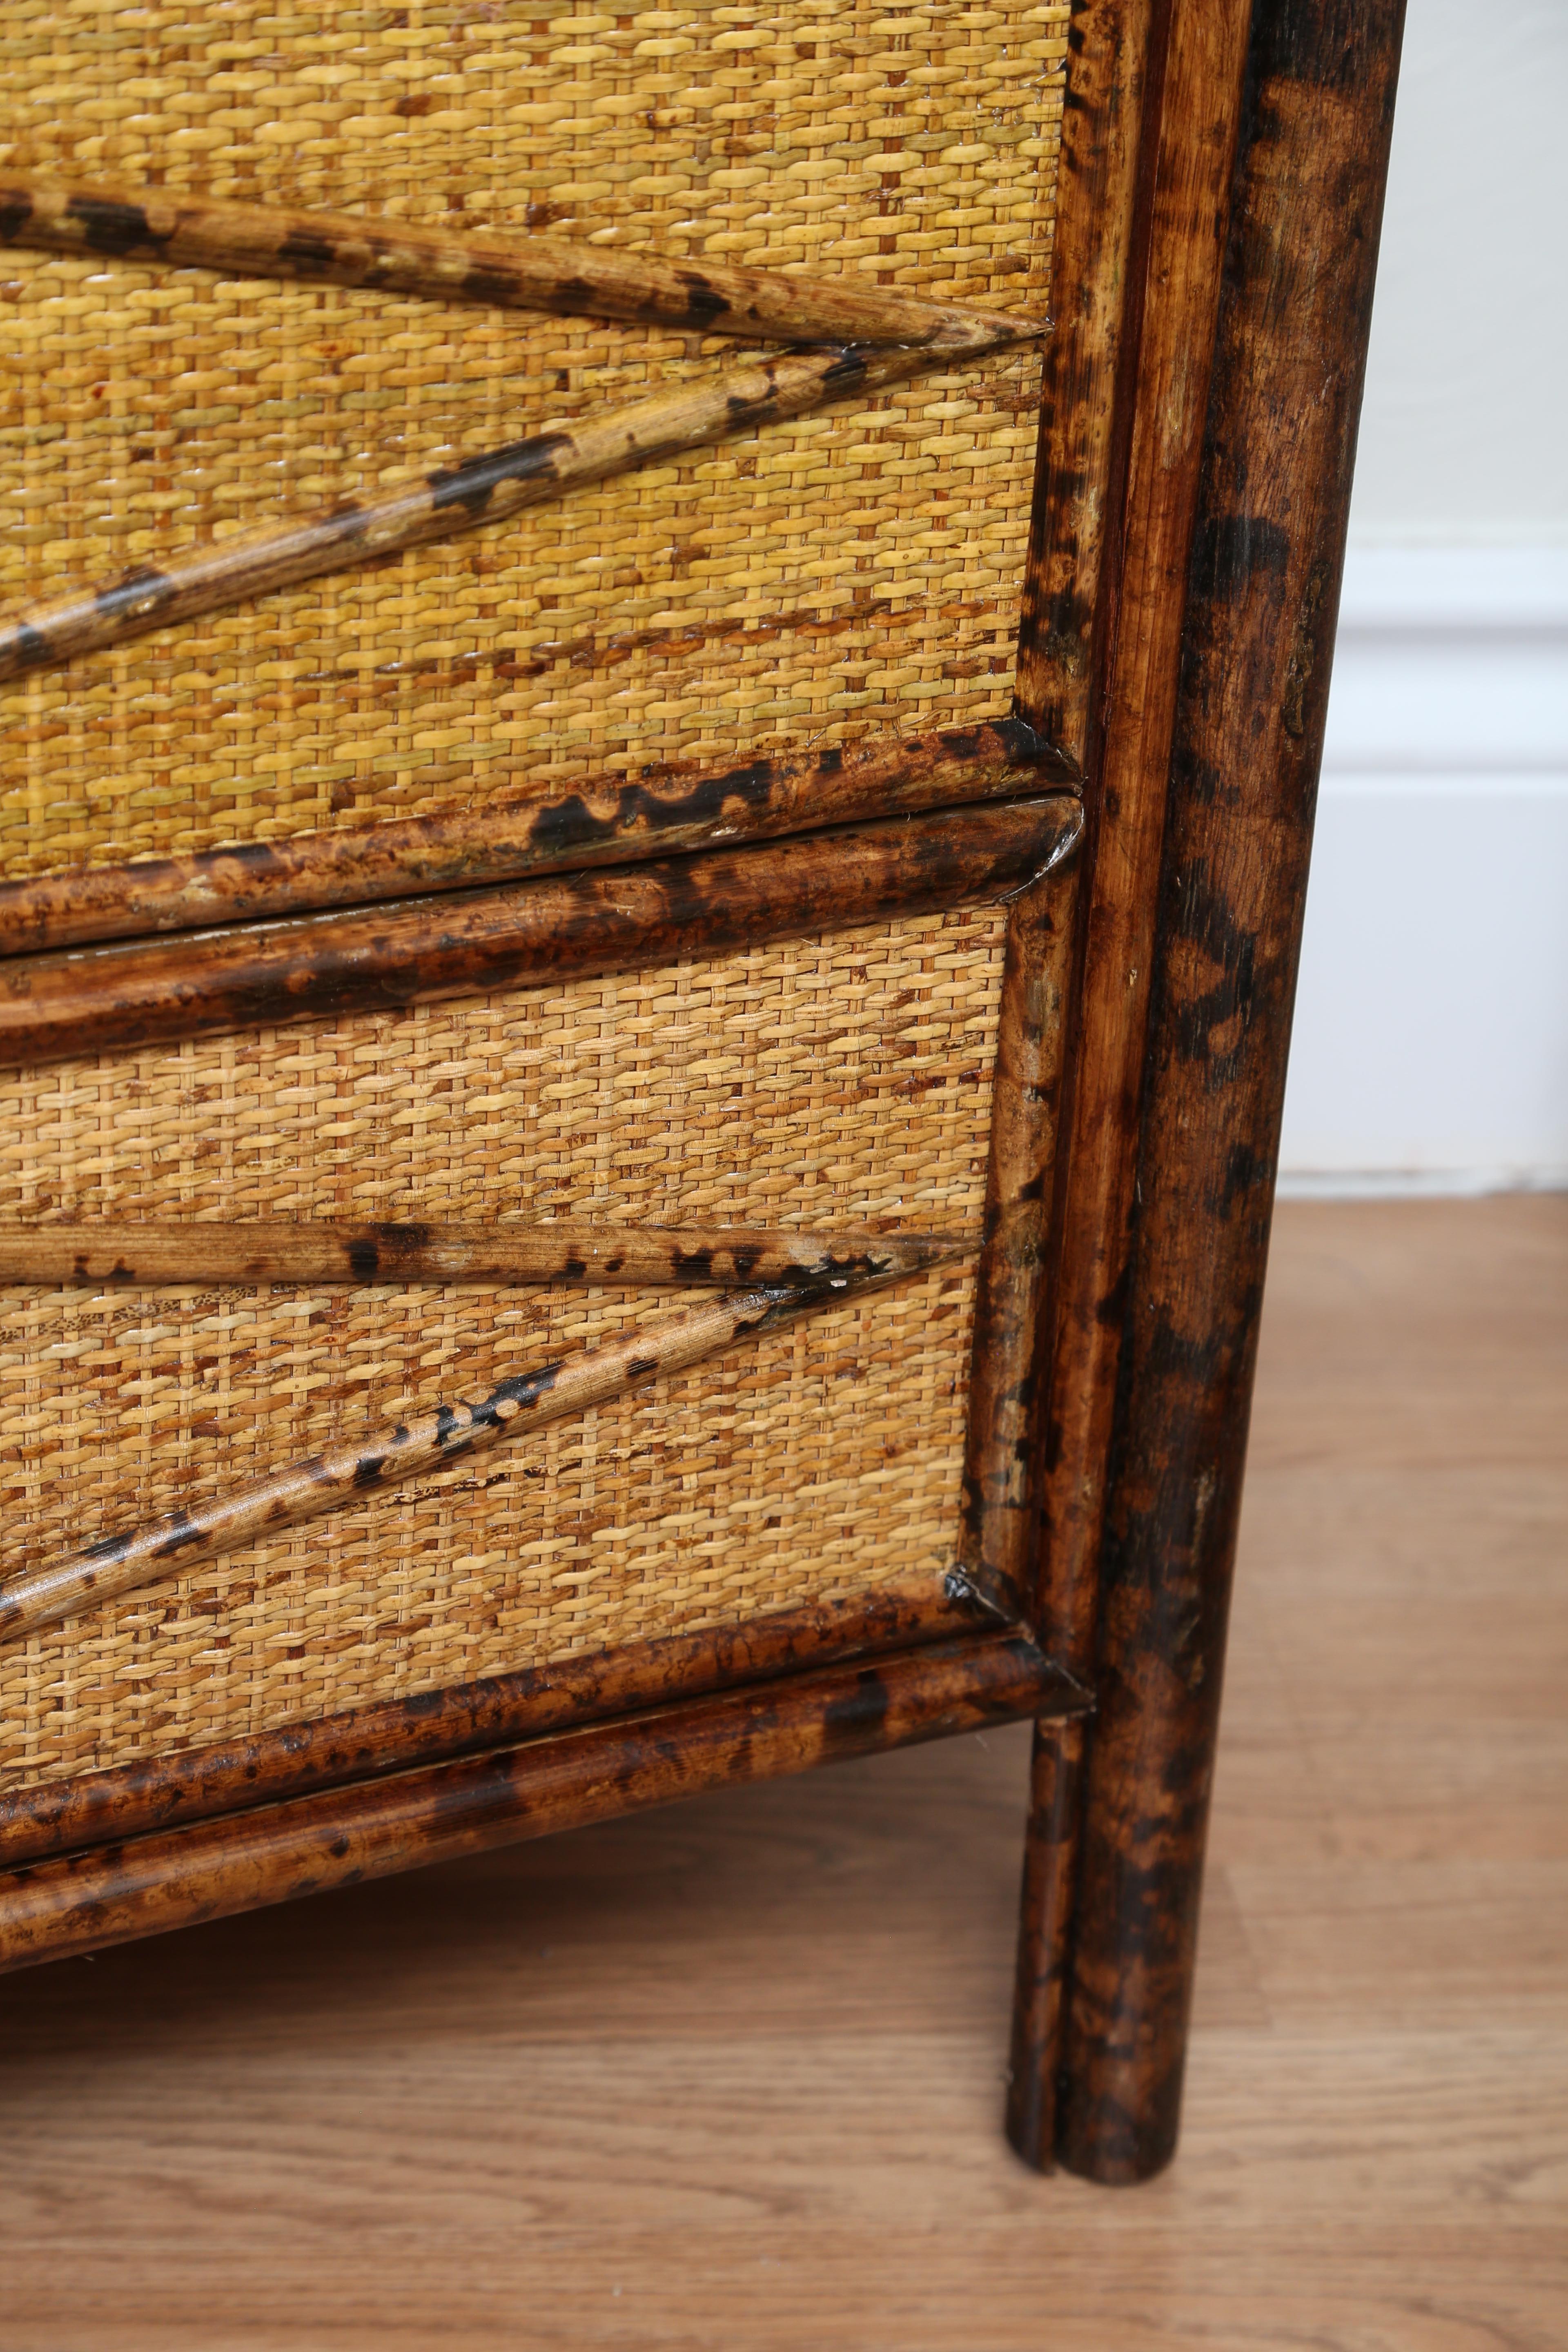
[0,901,1006,1793]
[0,1,1067,882]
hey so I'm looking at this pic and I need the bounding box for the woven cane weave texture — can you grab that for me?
[0,0,1067,881]
[0,902,1006,1793]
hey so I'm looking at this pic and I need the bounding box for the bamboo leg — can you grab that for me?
[998,0,1181,2179]
[1046,0,1405,2185]
[1004,1719,1084,2168]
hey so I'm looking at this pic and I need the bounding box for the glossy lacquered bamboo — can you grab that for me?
[0,1628,1085,1976]
[0,340,1024,682]
[0,175,1041,352]
[0,718,1077,958]
[954,858,1080,1619]
[0,1216,966,1294]
[0,1261,934,1647]
[0,797,1083,1069]
[1050,0,1407,2186]
[0,1587,996,1871]
[1014,0,1171,770]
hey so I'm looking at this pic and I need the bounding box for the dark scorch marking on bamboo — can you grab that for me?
[426,433,572,517]
[152,1510,205,1560]
[460,264,524,307]
[674,272,732,322]
[276,228,339,273]
[65,194,171,256]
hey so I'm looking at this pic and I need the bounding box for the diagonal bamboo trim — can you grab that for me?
[0,1257,951,1647]
[0,175,1044,353]
[0,1216,970,1292]
[0,339,1027,682]
[0,719,1078,959]
[0,798,1083,1069]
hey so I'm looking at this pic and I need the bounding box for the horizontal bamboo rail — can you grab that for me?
[0,719,1078,958]
[0,1216,968,1292]
[0,1587,988,1870]
[0,797,1083,1067]
[0,1628,1086,1974]
[0,339,1025,682]
[0,1257,944,1647]
[0,175,1043,352]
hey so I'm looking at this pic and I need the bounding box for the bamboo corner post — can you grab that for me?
[1005,0,1252,2177]
[1008,0,1408,2185]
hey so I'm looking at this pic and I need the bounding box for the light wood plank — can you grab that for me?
[2,1198,1565,2347]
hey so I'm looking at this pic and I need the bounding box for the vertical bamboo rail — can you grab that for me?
[955,858,1081,1620]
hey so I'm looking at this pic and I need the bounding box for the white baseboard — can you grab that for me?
[1276,1167,1568,1203]
[1277,548,1568,1194]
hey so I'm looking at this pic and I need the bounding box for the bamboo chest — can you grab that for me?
[0,0,1403,2179]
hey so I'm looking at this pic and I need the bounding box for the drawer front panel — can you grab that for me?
[0,0,1067,880]
[0,900,1004,1791]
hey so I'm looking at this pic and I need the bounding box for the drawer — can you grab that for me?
[1,895,1018,1794]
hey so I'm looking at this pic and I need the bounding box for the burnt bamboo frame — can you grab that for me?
[0,795,1081,1065]
[0,0,1404,2189]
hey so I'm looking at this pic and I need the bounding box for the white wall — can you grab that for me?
[1277,0,1568,1193]
[1345,0,1568,550]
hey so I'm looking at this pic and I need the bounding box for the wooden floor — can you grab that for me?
[4,1198,1566,2350]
